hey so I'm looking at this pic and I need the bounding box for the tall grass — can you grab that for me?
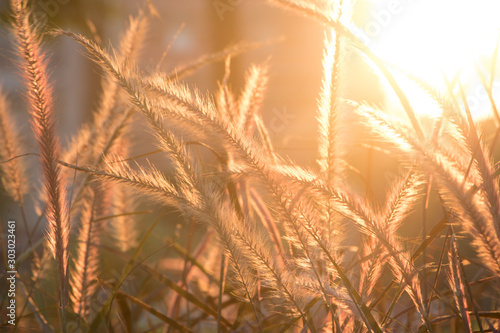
[1,0,499,332]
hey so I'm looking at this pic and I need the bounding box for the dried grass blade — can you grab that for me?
[98,279,192,333]
[103,242,233,328]
[447,233,472,333]
[89,214,162,331]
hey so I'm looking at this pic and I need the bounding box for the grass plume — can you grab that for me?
[2,1,500,331]
[9,0,70,329]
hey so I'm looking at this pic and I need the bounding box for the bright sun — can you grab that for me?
[363,0,500,119]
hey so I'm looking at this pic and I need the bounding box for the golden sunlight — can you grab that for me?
[365,0,500,119]
[4,1,500,331]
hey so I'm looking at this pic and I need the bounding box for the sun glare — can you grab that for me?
[365,0,500,119]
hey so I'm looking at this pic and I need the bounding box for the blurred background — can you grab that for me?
[1,0,500,247]
[2,0,500,163]
[0,0,382,165]
[0,0,384,255]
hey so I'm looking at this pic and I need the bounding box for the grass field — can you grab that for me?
[1,0,500,332]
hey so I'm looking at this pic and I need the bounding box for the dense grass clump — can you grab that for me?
[1,0,499,332]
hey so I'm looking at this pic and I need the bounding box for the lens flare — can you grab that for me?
[364,0,500,119]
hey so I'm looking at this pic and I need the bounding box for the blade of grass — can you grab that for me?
[99,279,192,333]
[167,238,220,285]
[102,242,233,328]
[426,228,451,312]
[217,253,227,333]
[90,213,162,331]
